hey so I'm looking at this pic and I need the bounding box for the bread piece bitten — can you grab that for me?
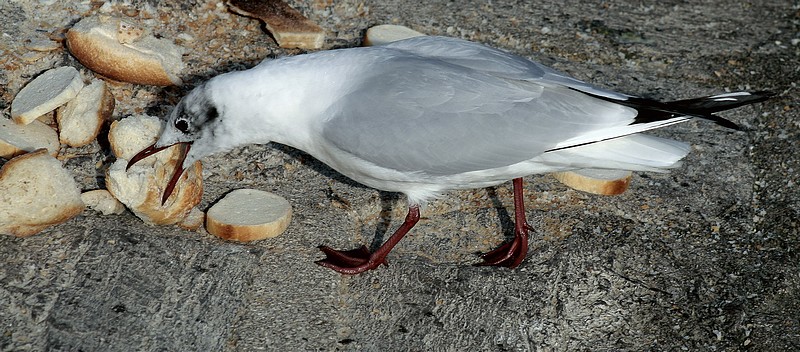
[105,114,203,226]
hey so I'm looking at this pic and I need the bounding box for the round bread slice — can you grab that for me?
[0,116,60,158]
[552,169,632,196]
[363,24,425,46]
[66,15,184,86]
[206,189,292,241]
[10,66,85,125]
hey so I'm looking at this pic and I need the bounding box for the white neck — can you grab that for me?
[205,60,344,152]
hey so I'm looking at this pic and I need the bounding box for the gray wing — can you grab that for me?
[384,36,633,100]
[321,51,636,176]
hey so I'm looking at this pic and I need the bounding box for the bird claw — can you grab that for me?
[315,245,387,275]
[316,205,420,275]
[475,226,529,268]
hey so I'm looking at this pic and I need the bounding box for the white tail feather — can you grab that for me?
[539,134,690,172]
[549,116,690,151]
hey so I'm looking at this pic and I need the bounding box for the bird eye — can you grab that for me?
[175,119,189,133]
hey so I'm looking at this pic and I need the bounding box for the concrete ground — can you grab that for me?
[1,0,797,350]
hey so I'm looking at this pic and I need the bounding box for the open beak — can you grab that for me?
[127,142,192,205]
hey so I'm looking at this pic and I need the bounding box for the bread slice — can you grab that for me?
[66,15,184,86]
[363,25,425,46]
[10,66,85,125]
[105,114,203,225]
[206,189,292,241]
[81,189,125,215]
[0,115,60,158]
[0,149,85,237]
[56,79,115,147]
[227,0,325,49]
[25,38,61,52]
[552,169,632,196]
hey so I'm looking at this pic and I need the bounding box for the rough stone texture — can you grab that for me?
[1,0,797,351]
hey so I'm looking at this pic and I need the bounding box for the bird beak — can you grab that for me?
[126,142,192,205]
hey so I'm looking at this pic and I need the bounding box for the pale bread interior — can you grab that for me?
[206,189,292,241]
[108,114,164,161]
[0,116,60,158]
[363,25,424,46]
[57,79,114,147]
[10,66,85,125]
[0,149,84,237]
[81,189,126,215]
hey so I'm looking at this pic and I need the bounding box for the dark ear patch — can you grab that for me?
[206,105,219,123]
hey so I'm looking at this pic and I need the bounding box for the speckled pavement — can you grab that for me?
[1,0,797,350]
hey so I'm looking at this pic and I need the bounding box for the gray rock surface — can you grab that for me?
[1,0,797,350]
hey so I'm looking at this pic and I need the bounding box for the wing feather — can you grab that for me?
[321,51,637,175]
[385,36,633,100]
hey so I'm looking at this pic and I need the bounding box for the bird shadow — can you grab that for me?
[485,186,517,241]
[364,187,518,254]
[271,144,371,189]
[367,191,400,251]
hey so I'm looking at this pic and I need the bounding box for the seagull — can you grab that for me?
[127,36,771,275]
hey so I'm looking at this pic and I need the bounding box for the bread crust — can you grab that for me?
[66,16,183,86]
[206,189,292,241]
[552,170,632,196]
[0,149,84,237]
[227,0,324,49]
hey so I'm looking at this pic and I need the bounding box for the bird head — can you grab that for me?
[127,84,222,205]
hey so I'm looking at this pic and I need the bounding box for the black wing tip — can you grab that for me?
[672,90,774,111]
[708,114,742,131]
[703,91,775,131]
[746,90,776,103]
[569,86,773,131]
[746,90,776,97]
[716,90,775,102]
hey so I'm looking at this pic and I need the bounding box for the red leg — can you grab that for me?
[476,177,531,268]
[316,205,420,275]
